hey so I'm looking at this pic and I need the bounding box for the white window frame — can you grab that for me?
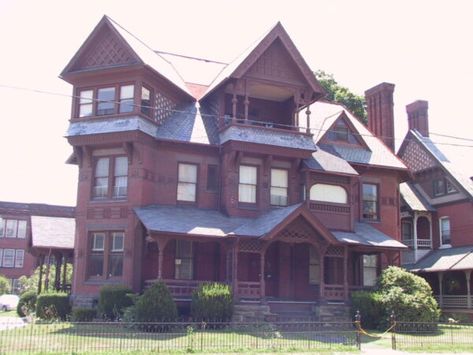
[111,232,124,252]
[2,249,15,268]
[15,250,24,268]
[439,217,451,248]
[177,163,198,202]
[270,168,288,206]
[238,165,257,204]
[363,255,378,287]
[92,233,105,252]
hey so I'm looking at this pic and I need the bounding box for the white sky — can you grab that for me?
[0,0,472,206]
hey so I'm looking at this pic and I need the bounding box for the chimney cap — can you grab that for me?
[364,82,395,96]
[406,100,428,113]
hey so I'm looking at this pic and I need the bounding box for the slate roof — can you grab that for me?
[303,149,358,176]
[332,223,407,249]
[302,101,407,170]
[409,130,473,198]
[31,216,75,250]
[0,201,75,218]
[400,182,434,212]
[408,246,473,272]
[134,204,404,249]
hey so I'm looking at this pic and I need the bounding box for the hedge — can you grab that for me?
[191,282,233,322]
[36,292,71,320]
[98,284,133,320]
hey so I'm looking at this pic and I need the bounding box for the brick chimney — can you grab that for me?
[365,82,395,151]
[406,100,429,137]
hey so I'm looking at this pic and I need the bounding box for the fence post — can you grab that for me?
[390,311,396,351]
[354,310,361,350]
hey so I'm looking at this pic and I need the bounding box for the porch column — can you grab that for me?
[260,250,266,300]
[156,237,169,280]
[305,106,311,134]
[319,246,326,300]
[438,272,444,307]
[465,270,472,309]
[54,254,62,291]
[413,214,418,251]
[61,256,68,292]
[343,247,349,301]
[232,240,239,302]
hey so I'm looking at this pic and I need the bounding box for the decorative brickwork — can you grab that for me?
[401,140,437,173]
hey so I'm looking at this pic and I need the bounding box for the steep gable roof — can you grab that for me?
[201,22,325,100]
[61,16,192,98]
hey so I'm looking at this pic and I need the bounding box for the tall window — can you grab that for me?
[93,157,128,199]
[175,240,193,280]
[141,86,151,116]
[401,220,412,241]
[363,255,377,287]
[440,217,451,246]
[310,184,347,204]
[309,246,320,285]
[239,165,257,204]
[79,90,93,117]
[177,163,198,202]
[270,169,288,206]
[97,87,116,115]
[14,250,24,268]
[88,231,124,279]
[206,165,219,192]
[119,85,134,113]
[362,183,379,220]
[0,219,26,238]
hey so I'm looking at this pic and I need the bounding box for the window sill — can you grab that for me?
[361,218,380,224]
[90,198,128,204]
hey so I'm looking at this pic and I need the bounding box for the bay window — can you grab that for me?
[88,231,124,279]
[93,157,128,199]
[97,87,116,115]
[239,165,257,204]
[362,183,379,220]
[177,163,198,202]
[270,168,288,206]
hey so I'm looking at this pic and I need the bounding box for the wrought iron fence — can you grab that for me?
[0,320,358,354]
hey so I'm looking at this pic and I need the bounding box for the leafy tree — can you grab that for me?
[17,263,73,294]
[315,70,367,124]
[0,274,11,294]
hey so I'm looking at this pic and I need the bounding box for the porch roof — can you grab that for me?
[31,215,75,250]
[408,246,473,273]
[400,182,434,212]
[332,223,407,249]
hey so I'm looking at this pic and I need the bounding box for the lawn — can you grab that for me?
[0,309,18,317]
[0,322,358,354]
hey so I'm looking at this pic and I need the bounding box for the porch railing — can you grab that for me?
[402,238,432,249]
[237,281,261,299]
[435,295,473,309]
[145,279,204,298]
[323,285,345,301]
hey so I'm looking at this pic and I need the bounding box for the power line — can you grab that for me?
[1,83,473,148]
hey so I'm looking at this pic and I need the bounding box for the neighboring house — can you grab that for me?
[0,201,75,293]
[61,16,408,319]
[398,100,473,311]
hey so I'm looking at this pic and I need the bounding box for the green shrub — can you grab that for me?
[377,266,440,324]
[98,284,133,320]
[191,282,233,322]
[17,290,37,317]
[36,292,71,320]
[130,282,177,322]
[351,291,383,329]
[71,307,96,322]
[0,274,11,294]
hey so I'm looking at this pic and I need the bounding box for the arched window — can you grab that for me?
[310,184,347,204]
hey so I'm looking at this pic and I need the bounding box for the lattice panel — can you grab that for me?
[401,140,437,173]
[155,92,176,124]
[74,26,136,70]
[326,245,344,257]
[278,217,323,244]
[309,203,350,213]
[238,239,262,253]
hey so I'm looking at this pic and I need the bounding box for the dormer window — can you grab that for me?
[433,177,457,196]
[333,122,349,141]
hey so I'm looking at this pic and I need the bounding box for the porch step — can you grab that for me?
[232,304,273,322]
[267,301,317,322]
[316,303,351,322]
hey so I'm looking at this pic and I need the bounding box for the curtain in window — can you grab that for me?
[310,184,347,204]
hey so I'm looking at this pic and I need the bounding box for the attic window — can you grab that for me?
[433,178,457,196]
[332,122,349,141]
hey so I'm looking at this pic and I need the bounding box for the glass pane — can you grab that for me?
[88,254,104,277]
[113,177,128,197]
[95,158,109,177]
[270,187,288,206]
[178,164,197,183]
[15,250,24,268]
[271,169,288,188]
[363,268,377,287]
[177,182,196,202]
[239,166,257,184]
[310,184,347,204]
[17,221,27,239]
[3,249,14,267]
[79,90,94,117]
[119,99,134,113]
[93,233,105,251]
[0,218,4,237]
[112,233,124,251]
[141,87,151,116]
[176,240,192,258]
[80,90,93,102]
[97,87,115,115]
[363,255,377,268]
[238,184,256,203]
[362,184,377,201]
[120,85,134,99]
[6,220,17,237]
[94,177,109,198]
[114,157,128,176]
[79,104,93,117]
[206,165,218,192]
[108,254,123,277]
[0,249,3,267]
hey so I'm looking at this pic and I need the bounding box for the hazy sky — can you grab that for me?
[0,0,472,206]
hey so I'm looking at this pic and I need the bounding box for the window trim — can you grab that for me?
[433,177,458,197]
[439,216,451,248]
[92,156,128,200]
[361,183,380,221]
[87,231,125,280]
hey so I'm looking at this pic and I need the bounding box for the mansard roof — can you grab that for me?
[61,16,192,98]
[399,129,473,198]
[305,101,408,171]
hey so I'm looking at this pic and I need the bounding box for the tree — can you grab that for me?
[17,263,73,295]
[315,70,367,124]
[0,274,11,294]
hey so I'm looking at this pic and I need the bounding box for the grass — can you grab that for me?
[0,322,358,354]
[0,309,18,317]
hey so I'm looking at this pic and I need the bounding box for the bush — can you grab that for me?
[98,284,133,320]
[130,282,177,323]
[71,307,96,322]
[351,291,383,329]
[377,266,440,324]
[191,282,233,322]
[17,290,37,317]
[0,274,11,294]
[36,292,71,320]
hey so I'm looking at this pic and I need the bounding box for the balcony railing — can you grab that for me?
[222,116,299,131]
[402,238,432,249]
